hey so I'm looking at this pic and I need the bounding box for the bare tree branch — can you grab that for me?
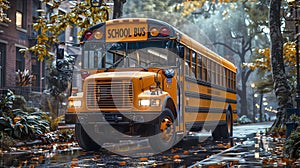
[213,42,240,55]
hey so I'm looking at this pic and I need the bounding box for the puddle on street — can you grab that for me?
[0,143,84,167]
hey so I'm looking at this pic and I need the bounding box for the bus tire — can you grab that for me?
[212,125,223,140]
[225,108,233,138]
[149,108,176,152]
[212,109,233,140]
[75,123,101,151]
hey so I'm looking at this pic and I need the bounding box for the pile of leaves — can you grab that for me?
[0,90,49,141]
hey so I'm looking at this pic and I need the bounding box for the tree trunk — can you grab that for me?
[259,93,264,122]
[113,0,126,19]
[269,0,294,132]
[240,78,248,116]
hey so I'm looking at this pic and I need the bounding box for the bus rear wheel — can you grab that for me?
[212,109,233,140]
[226,109,233,138]
[149,108,176,152]
[75,123,101,151]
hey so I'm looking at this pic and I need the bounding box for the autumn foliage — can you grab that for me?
[176,0,258,16]
[25,0,110,61]
[244,42,297,74]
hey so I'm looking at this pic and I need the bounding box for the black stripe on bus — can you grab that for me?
[185,76,237,94]
[185,107,238,114]
[186,121,227,131]
[185,91,237,104]
[185,106,226,113]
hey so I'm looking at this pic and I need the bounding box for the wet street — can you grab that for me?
[1,122,273,167]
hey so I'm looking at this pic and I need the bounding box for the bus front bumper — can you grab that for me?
[65,112,161,125]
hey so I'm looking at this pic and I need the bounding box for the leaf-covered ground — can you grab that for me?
[1,126,300,167]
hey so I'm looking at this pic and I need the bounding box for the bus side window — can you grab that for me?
[198,54,202,80]
[233,73,236,90]
[220,66,225,87]
[216,64,220,86]
[227,69,231,89]
[231,71,235,89]
[185,48,190,76]
[177,45,184,58]
[211,61,215,84]
[202,57,207,82]
[192,51,196,78]
[207,59,211,82]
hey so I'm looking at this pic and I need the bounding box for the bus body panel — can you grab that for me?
[66,18,238,149]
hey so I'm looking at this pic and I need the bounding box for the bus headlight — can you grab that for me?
[68,100,82,108]
[139,99,161,107]
[139,99,150,106]
[150,99,161,106]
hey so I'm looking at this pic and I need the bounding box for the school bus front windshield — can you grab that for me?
[82,40,178,70]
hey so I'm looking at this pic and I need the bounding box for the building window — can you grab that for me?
[16,11,23,28]
[16,0,26,29]
[16,47,25,71]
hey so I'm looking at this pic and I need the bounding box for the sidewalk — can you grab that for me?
[189,123,299,167]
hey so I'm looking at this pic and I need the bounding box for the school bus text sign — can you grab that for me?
[106,23,148,42]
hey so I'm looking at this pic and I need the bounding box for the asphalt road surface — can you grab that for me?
[1,121,273,167]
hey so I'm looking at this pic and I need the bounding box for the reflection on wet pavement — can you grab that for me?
[2,122,298,167]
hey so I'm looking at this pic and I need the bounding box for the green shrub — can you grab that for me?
[284,128,300,159]
[0,90,49,140]
[0,109,49,139]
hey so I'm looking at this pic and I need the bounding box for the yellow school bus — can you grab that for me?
[65,18,237,152]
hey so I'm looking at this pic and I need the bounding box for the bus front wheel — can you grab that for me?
[75,123,101,151]
[149,108,176,152]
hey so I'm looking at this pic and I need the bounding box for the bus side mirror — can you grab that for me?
[164,69,175,78]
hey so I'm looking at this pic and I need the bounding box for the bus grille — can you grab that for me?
[86,80,133,109]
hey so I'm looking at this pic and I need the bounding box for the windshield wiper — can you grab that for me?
[104,56,125,72]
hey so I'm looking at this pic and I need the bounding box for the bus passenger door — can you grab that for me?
[176,45,185,133]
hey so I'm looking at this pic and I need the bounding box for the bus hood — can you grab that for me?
[86,71,157,80]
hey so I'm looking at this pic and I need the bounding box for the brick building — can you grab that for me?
[0,0,80,97]
[0,0,45,93]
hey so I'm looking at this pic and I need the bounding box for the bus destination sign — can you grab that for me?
[106,23,148,42]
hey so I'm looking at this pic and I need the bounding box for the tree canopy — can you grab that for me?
[0,0,10,23]
[24,0,110,61]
